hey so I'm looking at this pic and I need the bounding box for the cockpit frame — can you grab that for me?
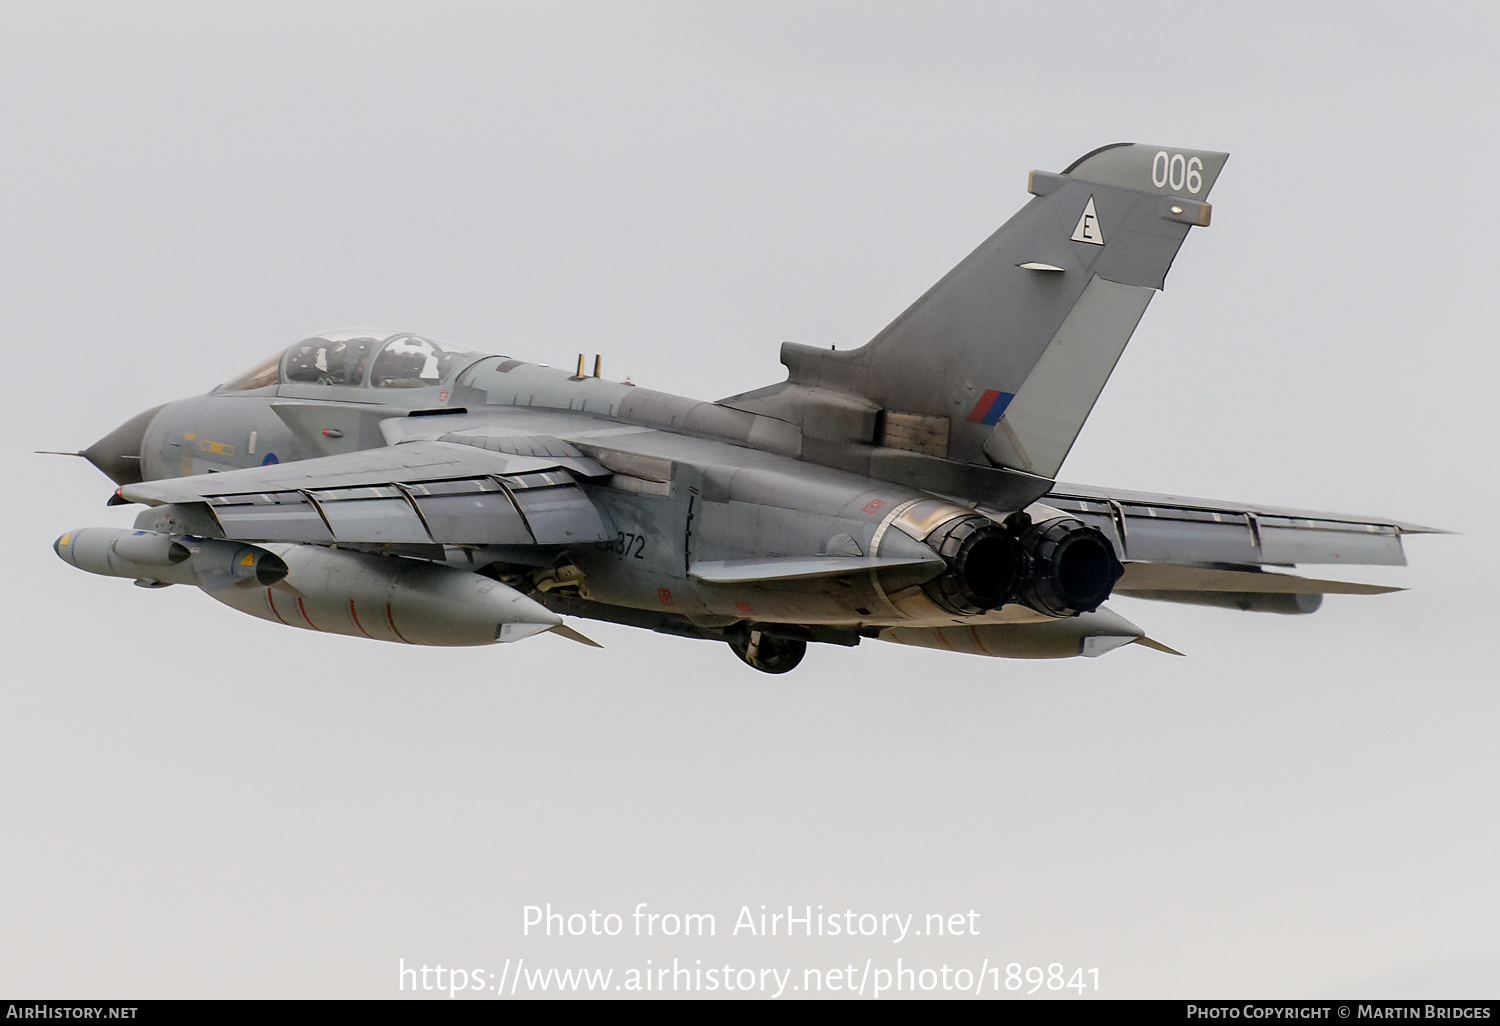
[218,330,491,394]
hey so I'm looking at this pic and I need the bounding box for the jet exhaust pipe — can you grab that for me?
[917,511,1123,618]
[1011,515,1123,618]
[920,515,1026,615]
[55,528,560,646]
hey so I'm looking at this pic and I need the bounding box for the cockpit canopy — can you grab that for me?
[219,330,489,392]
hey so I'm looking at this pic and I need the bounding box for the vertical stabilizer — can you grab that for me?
[726,143,1227,485]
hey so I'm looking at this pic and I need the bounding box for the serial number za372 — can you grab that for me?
[1008,964,1099,995]
[598,531,647,559]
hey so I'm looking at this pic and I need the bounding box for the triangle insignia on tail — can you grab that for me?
[1071,195,1104,245]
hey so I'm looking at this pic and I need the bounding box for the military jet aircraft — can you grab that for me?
[50,142,1439,672]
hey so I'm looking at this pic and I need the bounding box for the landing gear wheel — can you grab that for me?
[729,630,807,674]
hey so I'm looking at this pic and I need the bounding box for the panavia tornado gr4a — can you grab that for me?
[52,143,1440,673]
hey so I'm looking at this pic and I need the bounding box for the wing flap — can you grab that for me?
[1256,519,1405,566]
[207,492,334,543]
[501,471,610,546]
[1045,485,1437,568]
[1050,481,1444,533]
[126,441,610,548]
[403,478,533,546]
[309,485,432,544]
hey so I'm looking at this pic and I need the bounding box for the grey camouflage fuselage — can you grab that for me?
[52,143,1439,673]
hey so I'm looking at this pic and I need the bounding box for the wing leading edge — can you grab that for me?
[1044,483,1443,569]
[120,439,613,548]
[1036,482,1442,615]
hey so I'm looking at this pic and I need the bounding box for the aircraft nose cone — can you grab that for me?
[80,405,164,486]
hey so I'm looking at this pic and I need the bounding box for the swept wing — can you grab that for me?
[1037,482,1444,612]
[121,439,613,549]
[1043,482,1442,568]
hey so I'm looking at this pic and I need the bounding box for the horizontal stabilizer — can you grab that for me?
[689,554,942,585]
[1131,636,1185,657]
[549,623,603,648]
[1115,563,1400,595]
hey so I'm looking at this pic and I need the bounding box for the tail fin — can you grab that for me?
[726,143,1227,483]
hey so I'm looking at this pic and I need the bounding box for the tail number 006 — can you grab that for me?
[1151,151,1203,194]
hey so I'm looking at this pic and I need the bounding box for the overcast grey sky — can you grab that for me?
[2,0,1496,999]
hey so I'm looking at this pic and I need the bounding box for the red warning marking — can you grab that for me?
[863,499,885,514]
[265,587,291,626]
[348,599,373,638]
[385,604,413,644]
[296,597,320,630]
[657,588,674,607]
[969,625,994,656]
[735,601,753,615]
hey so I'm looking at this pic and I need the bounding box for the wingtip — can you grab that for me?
[1398,523,1457,536]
